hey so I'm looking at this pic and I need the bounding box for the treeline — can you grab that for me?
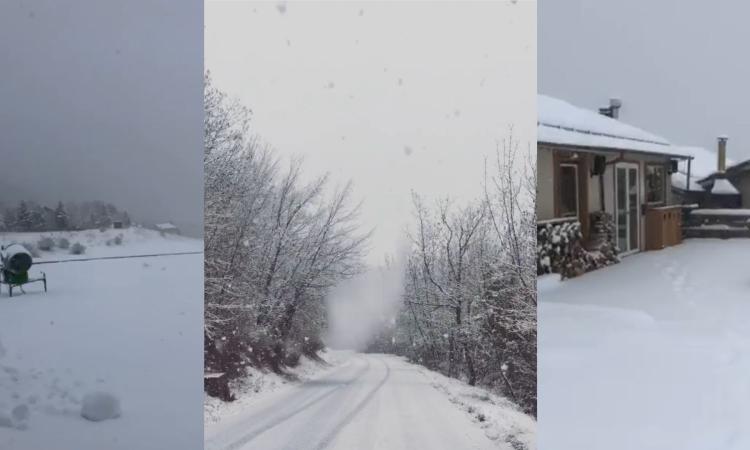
[0,200,130,232]
[368,142,537,416]
[203,75,369,399]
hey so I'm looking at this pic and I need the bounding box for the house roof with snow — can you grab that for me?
[538,95,693,159]
[671,146,731,192]
[710,178,740,195]
[690,146,749,186]
[155,222,179,230]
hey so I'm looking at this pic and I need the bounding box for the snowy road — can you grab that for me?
[206,353,502,450]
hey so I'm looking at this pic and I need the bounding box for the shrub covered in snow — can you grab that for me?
[537,213,619,279]
[57,237,70,249]
[37,237,55,251]
[80,392,121,422]
[70,242,86,255]
[0,404,30,430]
[537,220,582,275]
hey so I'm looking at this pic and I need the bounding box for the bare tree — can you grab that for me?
[204,78,369,395]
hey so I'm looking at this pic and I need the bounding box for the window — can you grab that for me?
[645,165,666,204]
[559,163,579,217]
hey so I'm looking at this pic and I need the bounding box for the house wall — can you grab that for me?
[537,146,555,220]
[540,144,677,253]
[600,152,674,251]
[734,173,750,208]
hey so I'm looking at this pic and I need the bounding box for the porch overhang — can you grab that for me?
[538,140,694,161]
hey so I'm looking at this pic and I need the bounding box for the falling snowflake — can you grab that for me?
[276,2,287,14]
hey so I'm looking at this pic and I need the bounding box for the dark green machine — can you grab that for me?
[0,244,46,297]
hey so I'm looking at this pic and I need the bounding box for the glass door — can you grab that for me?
[615,163,640,254]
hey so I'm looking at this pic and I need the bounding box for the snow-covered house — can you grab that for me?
[717,160,750,207]
[690,138,750,208]
[670,146,724,195]
[538,95,692,255]
[672,138,740,208]
[154,222,181,235]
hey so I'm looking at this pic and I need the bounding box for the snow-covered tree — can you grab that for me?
[204,76,369,391]
[374,135,537,416]
[15,201,32,231]
[54,201,69,230]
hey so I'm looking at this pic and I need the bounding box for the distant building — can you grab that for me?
[694,139,750,208]
[154,222,181,235]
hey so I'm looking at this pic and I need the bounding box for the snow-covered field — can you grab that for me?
[1,226,200,262]
[539,239,750,450]
[0,228,203,450]
[205,351,535,450]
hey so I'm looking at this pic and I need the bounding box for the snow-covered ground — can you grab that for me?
[205,351,535,450]
[539,239,750,450]
[204,349,353,426]
[1,226,200,262]
[0,228,203,450]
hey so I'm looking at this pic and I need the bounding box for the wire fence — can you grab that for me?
[33,251,203,265]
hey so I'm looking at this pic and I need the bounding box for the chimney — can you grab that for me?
[717,135,728,173]
[609,98,622,119]
[598,98,622,119]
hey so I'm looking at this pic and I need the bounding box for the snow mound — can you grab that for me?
[0,404,30,430]
[80,392,121,422]
[419,365,536,449]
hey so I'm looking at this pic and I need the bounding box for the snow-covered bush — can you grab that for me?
[37,237,55,251]
[537,220,582,275]
[537,213,619,279]
[0,404,29,430]
[70,242,86,255]
[57,237,70,249]
[113,234,123,245]
[80,392,121,421]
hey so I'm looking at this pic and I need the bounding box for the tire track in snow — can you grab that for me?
[311,356,391,450]
[220,357,372,450]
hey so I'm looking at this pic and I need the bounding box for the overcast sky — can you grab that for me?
[206,0,536,265]
[540,0,750,162]
[0,0,203,236]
